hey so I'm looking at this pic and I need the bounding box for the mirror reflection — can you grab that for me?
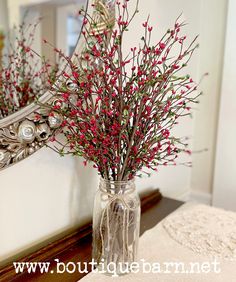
[0,0,87,118]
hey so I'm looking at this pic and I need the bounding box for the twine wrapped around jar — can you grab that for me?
[92,178,141,275]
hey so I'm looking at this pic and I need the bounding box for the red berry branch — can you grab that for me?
[47,0,204,181]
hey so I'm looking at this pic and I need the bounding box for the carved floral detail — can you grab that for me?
[0,109,62,169]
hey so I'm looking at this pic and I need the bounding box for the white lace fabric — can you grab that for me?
[162,204,236,260]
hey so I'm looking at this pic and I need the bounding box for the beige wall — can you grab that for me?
[7,0,56,26]
[7,0,33,26]
[0,0,8,30]
[0,0,227,260]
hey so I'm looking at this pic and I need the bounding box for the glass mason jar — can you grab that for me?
[92,178,141,276]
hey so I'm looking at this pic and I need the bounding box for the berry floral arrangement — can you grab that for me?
[41,0,206,274]
[47,0,202,182]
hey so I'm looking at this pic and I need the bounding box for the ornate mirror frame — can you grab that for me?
[0,0,115,171]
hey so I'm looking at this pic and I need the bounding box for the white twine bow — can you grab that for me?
[98,185,139,262]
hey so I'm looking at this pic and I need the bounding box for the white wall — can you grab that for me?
[213,0,236,211]
[0,148,98,260]
[123,0,227,200]
[0,0,227,261]
[191,0,228,197]
[123,0,200,200]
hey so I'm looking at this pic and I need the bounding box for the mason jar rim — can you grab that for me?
[100,177,135,185]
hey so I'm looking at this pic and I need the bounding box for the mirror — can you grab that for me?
[0,0,88,117]
[0,0,115,264]
[0,0,90,170]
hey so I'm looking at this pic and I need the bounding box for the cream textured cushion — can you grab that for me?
[80,203,236,281]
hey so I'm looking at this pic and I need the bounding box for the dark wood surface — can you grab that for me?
[0,190,183,282]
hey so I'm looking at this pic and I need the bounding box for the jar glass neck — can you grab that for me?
[99,178,135,194]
